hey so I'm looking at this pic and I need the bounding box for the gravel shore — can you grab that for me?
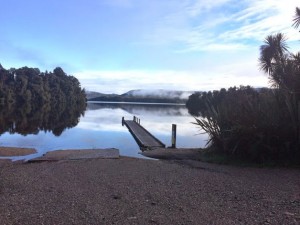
[0,157,299,225]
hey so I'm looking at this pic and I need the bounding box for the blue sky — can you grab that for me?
[1,0,299,93]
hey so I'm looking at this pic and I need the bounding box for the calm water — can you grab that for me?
[0,102,207,160]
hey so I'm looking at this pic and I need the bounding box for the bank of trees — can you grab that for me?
[187,8,300,163]
[0,65,86,109]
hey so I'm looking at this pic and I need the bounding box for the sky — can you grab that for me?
[1,0,299,94]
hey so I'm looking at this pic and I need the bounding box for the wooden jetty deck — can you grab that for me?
[122,116,165,150]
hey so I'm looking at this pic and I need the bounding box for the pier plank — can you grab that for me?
[123,119,165,149]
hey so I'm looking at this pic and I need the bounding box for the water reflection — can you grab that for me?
[82,102,206,148]
[0,102,86,136]
[88,102,187,116]
[0,102,207,160]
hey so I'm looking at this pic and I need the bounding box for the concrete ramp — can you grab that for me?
[29,149,119,162]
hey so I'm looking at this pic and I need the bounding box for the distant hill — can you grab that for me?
[87,89,195,104]
[85,91,118,100]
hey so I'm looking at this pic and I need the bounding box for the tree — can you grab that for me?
[259,7,300,147]
[293,7,300,29]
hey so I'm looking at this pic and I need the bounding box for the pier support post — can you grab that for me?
[122,117,125,126]
[171,124,177,148]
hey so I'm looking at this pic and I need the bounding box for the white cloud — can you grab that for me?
[186,0,233,17]
[75,64,269,94]
[221,0,299,41]
[176,43,248,52]
[143,0,300,52]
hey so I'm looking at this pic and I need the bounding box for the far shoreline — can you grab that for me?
[88,101,186,106]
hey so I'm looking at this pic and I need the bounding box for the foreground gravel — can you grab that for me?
[0,158,299,225]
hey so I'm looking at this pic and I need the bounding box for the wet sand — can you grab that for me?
[0,147,36,157]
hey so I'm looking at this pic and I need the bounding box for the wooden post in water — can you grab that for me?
[171,124,177,148]
[122,117,125,126]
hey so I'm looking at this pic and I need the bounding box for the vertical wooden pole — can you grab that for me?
[122,117,124,126]
[133,116,136,122]
[171,124,177,148]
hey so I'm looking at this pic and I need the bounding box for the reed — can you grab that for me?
[188,87,299,163]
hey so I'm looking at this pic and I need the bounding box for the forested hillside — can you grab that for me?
[0,64,86,108]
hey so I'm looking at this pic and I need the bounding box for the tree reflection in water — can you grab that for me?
[0,102,86,136]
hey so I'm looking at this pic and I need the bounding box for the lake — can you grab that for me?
[0,102,207,160]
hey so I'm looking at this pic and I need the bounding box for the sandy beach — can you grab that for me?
[0,151,299,225]
[0,147,36,157]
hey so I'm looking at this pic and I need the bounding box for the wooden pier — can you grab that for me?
[122,116,165,150]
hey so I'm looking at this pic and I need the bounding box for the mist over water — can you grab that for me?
[0,102,207,161]
[124,89,194,100]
